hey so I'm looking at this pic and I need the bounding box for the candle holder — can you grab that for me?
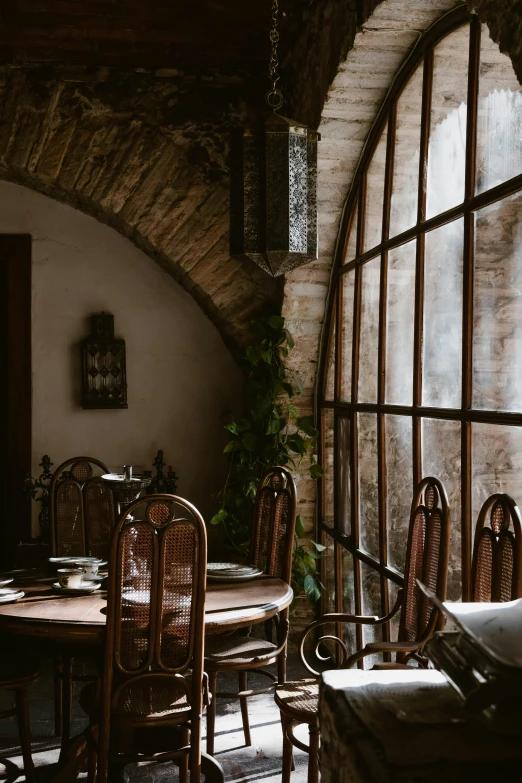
[23,455,54,544]
[101,471,152,517]
[144,450,178,495]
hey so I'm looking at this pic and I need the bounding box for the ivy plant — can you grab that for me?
[210,313,325,604]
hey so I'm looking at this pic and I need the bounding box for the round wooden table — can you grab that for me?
[0,574,293,643]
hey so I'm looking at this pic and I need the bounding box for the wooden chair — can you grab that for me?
[0,656,39,783]
[49,456,115,746]
[205,466,297,755]
[49,456,114,559]
[471,492,522,602]
[83,493,211,783]
[274,476,450,783]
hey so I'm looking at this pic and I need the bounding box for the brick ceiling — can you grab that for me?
[0,0,312,72]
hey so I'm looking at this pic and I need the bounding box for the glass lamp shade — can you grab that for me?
[230,113,320,277]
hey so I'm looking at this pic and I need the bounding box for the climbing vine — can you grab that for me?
[210,314,326,604]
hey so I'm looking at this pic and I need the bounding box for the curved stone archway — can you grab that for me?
[0,65,281,353]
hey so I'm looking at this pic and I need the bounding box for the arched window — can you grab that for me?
[319,7,522,659]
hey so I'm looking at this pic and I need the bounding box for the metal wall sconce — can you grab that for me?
[81,313,127,409]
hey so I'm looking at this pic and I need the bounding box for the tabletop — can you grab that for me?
[0,574,293,644]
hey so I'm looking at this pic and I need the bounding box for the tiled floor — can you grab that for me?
[0,658,309,783]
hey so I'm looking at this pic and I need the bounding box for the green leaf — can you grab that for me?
[288,404,298,420]
[313,541,327,552]
[285,329,295,349]
[294,375,304,395]
[223,441,238,454]
[295,514,305,538]
[268,314,285,330]
[266,419,281,435]
[245,345,258,364]
[210,509,227,526]
[310,462,324,480]
[304,574,321,604]
[286,434,307,455]
[282,382,294,398]
[243,432,258,451]
[261,349,272,364]
[299,416,318,438]
[225,422,238,435]
[236,418,251,432]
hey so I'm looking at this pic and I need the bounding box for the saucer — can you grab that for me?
[0,577,14,588]
[52,581,102,595]
[0,588,24,603]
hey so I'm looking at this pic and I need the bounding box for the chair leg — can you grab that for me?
[308,723,320,783]
[180,726,189,783]
[280,713,293,783]
[239,671,251,747]
[277,645,287,685]
[88,724,98,783]
[54,656,63,737]
[60,653,73,761]
[206,670,217,756]
[15,687,34,783]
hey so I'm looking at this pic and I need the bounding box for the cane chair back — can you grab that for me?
[49,457,114,558]
[97,494,207,783]
[397,477,451,645]
[471,493,522,602]
[249,467,297,583]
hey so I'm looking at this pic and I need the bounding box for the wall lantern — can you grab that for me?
[229,0,320,278]
[82,313,127,409]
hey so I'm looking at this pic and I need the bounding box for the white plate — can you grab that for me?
[49,557,105,565]
[0,588,24,603]
[52,581,102,594]
[0,577,14,588]
[207,562,261,574]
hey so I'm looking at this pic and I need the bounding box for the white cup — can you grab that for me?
[57,568,84,589]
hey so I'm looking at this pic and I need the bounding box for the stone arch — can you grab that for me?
[0,65,281,353]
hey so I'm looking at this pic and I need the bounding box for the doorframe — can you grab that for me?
[0,235,32,567]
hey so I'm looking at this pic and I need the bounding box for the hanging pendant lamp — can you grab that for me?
[230,0,320,277]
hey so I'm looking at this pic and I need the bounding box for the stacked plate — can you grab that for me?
[206,562,264,583]
[0,587,24,604]
[51,581,102,596]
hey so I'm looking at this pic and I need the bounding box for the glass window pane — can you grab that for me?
[476,24,522,194]
[322,535,336,614]
[324,306,336,400]
[422,418,462,601]
[340,271,355,401]
[385,239,416,404]
[344,204,358,264]
[322,409,335,526]
[388,579,401,643]
[472,422,522,532]
[358,413,379,558]
[386,415,413,573]
[426,25,469,218]
[360,562,382,668]
[389,62,423,236]
[363,123,387,252]
[358,257,380,402]
[337,416,350,534]
[423,219,464,407]
[473,192,522,412]
[342,549,357,656]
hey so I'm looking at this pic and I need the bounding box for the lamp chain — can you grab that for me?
[266,0,284,111]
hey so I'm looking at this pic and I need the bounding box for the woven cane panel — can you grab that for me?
[253,487,275,571]
[158,522,196,671]
[403,509,426,642]
[419,510,442,635]
[70,461,94,483]
[147,501,173,527]
[473,529,494,602]
[424,483,438,512]
[84,478,115,559]
[55,480,86,557]
[275,680,318,717]
[118,523,155,673]
[491,502,505,535]
[113,673,190,718]
[495,530,515,602]
[268,489,290,578]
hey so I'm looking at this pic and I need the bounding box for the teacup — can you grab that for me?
[57,568,84,589]
[69,558,104,581]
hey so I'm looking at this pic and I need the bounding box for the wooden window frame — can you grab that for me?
[318,5,522,659]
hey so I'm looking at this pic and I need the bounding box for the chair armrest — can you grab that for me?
[298,589,404,675]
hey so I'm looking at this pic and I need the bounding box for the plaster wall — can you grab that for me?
[0,180,241,536]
